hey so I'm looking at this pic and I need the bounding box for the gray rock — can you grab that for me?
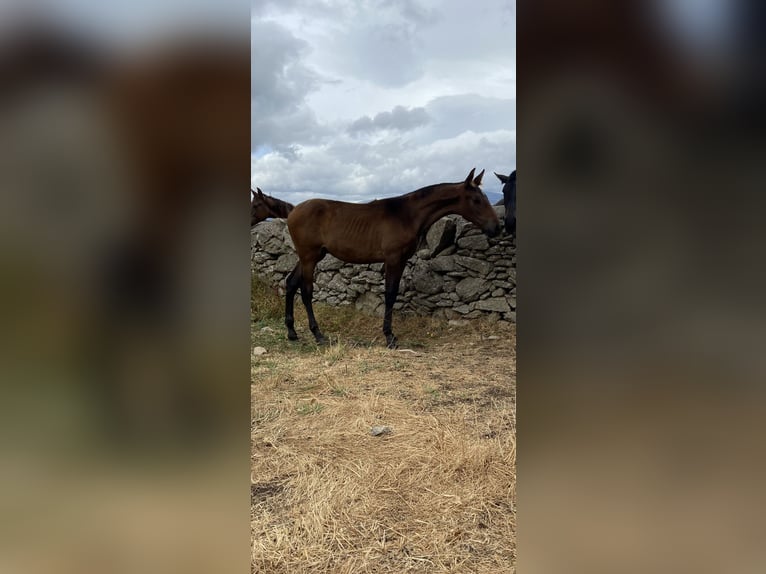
[254,220,283,241]
[457,234,490,251]
[455,256,492,276]
[261,237,285,255]
[355,291,384,316]
[274,253,298,273]
[474,297,512,313]
[327,276,348,293]
[426,218,456,256]
[416,249,432,260]
[370,425,392,436]
[429,256,457,274]
[455,277,489,301]
[411,265,442,295]
[319,256,344,271]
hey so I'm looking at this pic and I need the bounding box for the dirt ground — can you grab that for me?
[251,286,516,573]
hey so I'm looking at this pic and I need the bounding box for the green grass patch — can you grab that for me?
[295,401,324,416]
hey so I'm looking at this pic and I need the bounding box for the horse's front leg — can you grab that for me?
[382,262,404,349]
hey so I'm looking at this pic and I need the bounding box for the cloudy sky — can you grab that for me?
[251,0,516,204]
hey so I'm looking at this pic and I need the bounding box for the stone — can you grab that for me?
[355,291,384,316]
[426,218,457,256]
[319,256,344,271]
[455,277,489,301]
[474,297,511,313]
[455,256,492,276]
[411,265,442,295]
[252,347,267,356]
[261,237,285,255]
[370,426,392,436]
[254,220,283,241]
[429,256,457,273]
[457,234,490,251]
[327,276,348,293]
[274,253,298,273]
[453,303,474,315]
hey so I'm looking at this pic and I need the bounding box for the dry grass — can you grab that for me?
[252,279,516,573]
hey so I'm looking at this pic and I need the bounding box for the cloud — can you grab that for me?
[251,0,516,203]
[421,94,516,141]
[348,105,430,135]
[251,19,325,151]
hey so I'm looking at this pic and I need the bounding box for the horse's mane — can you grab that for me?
[367,182,463,204]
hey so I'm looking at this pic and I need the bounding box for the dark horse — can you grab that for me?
[285,168,500,348]
[251,188,294,226]
[494,170,516,234]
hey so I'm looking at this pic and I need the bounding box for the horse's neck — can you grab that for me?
[265,197,289,218]
[411,186,463,234]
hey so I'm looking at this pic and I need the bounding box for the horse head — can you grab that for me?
[494,170,516,235]
[251,188,271,226]
[458,168,501,238]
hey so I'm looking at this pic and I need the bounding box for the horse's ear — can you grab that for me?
[494,172,509,184]
[473,169,484,187]
[257,187,264,198]
[464,168,476,187]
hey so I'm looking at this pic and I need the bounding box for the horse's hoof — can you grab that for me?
[386,337,398,349]
[315,336,328,346]
[287,331,299,341]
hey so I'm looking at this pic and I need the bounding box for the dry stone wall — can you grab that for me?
[251,206,516,322]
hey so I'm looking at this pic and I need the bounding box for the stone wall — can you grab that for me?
[251,206,516,322]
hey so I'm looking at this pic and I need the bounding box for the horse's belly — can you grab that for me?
[326,245,385,264]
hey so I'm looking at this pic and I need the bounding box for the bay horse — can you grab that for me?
[251,188,294,226]
[494,170,516,234]
[285,168,500,348]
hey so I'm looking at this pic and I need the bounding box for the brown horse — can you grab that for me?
[251,188,294,226]
[285,168,500,348]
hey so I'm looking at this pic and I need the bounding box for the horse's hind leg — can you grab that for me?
[299,258,326,344]
[285,262,302,340]
[382,262,404,349]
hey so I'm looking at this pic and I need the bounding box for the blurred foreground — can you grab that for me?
[520,1,766,573]
[0,3,250,573]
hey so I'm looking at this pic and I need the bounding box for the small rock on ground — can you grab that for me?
[253,347,267,356]
[370,426,392,436]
